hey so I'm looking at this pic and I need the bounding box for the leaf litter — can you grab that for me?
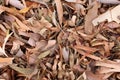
[1,0,120,80]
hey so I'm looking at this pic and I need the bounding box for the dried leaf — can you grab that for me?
[16,49,24,57]
[9,64,34,77]
[96,60,120,69]
[84,1,99,34]
[8,0,25,9]
[74,45,98,52]
[11,40,24,54]
[38,50,51,59]
[65,0,86,4]
[27,38,36,46]
[69,52,74,68]
[106,22,120,29]
[92,5,120,26]
[9,15,30,31]
[77,50,101,60]
[62,47,69,62]
[0,57,14,68]
[19,7,30,14]
[43,40,56,50]
[97,0,120,4]
[55,0,63,25]
[85,71,103,80]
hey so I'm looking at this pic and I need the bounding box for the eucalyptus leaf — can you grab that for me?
[9,64,34,77]
[38,50,51,59]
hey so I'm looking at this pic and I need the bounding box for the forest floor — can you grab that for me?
[0,0,120,80]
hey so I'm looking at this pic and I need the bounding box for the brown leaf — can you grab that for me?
[85,71,103,80]
[9,14,30,31]
[11,40,24,54]
[106,22,120,29]
[9,64,34,77]
[77,50,101,60]
[38,50,51,59]
[95,60,120,73]
[55,0,63,25]
[0,57,14,68]
[43,40,56,50]
[85,1,99,34]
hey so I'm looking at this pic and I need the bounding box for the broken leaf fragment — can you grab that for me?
[8,0,25,9]
[19,7,30,14]
[0,57,14,68]
[92,5,120,26]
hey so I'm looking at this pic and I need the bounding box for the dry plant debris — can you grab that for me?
[0,0,120,80]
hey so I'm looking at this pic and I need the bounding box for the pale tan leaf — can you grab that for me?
[27,38,36,47]
[16,49,24,57]
[69,52,74,68]
[55,0,63,25]
[62,47,69,62]
[92,5,120,26]
[0,57,14,68]
[9,14,30,31]
[74,45,98,52]
[85,1,99,34]
[19,7,30,14]
[65,0,86,4]
[97,0,120,4]
[43,40,56,50]
[95,60,120,69]
[8,0,25,9]
[38,50,51,59]
[96,33,108,41]
[11,40,24,54]
[0,57,13,63]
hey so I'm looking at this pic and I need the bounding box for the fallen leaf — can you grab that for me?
[15,49,24,57]
[43,40,56,50]
[8,0,25,9]
[85,71,103,80]
[105,22,120,29]
[65,0,86,4]
[9,64,34,77]
[38,50,51,59]
[95,60,120,73]
[11,40,24,54]
[27,38,36,46]
[92,5,120,26]
[85,1,99,34]
[97,0,120,4]
[0,57,14,68]
[74,45,98,52]
[19,7,30,14]
[55,0,63,25]
[77,50,101,60]
[62,47,69,62]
